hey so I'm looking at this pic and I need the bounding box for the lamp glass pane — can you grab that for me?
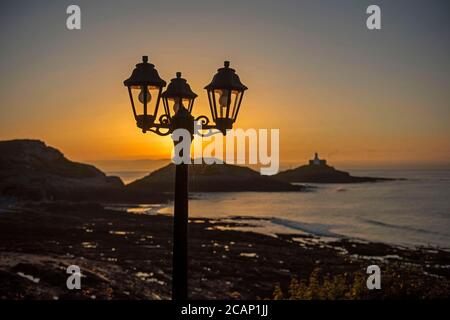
[163,96,192,118]
[208,90,217,121]
[214,89,239,119]
[130,85,162,129]
[230,90,242,121]
[131,86,161,116]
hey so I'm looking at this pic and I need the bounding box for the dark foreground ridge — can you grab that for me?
[0,201,448,300]
[0,139,126,201]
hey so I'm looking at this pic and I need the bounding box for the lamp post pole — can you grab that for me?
[171,108,194,301]
[173,160,188,300]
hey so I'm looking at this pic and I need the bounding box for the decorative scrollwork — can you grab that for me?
[159,114,171,126]
[194,115,210,126]
[143,114,172,136]
[193,115,221,137]
[143,114,223,137]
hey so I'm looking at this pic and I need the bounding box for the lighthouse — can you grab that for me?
[309,152,327,166]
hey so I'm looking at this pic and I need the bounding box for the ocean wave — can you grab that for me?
[270,218,341,238]
[362,218,450,237]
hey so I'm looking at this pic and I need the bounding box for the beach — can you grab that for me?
[1,200,449,300]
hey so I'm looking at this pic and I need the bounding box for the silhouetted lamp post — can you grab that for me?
[124,56,247,301]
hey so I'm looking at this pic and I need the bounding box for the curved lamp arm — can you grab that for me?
[147,126,172,136]
[141,114,172,136]
[140,114,227,137]
[194,115,224,137]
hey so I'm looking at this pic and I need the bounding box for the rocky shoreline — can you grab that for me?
[0,140,309,203]
[0,201,449,300]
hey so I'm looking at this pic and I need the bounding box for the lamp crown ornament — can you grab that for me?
[204,60,248,92]
[123,56,166,88]
[162,72,197,100]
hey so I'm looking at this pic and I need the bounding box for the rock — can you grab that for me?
[0,139,124,201]
[274,163,397,184]
[0,139,307,201]
[127,162,304,192]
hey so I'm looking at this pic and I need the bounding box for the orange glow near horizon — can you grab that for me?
[0,1,449,168]
[1,82,449,167]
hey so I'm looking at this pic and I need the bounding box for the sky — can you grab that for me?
[0,0,449,167]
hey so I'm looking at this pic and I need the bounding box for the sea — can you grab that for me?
[109,168,450,249]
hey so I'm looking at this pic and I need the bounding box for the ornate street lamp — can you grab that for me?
[123,56,167,133]
[205,61,248,134]
[162,72,197,117]
[123,56,247,301]
[162,72,197,137]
